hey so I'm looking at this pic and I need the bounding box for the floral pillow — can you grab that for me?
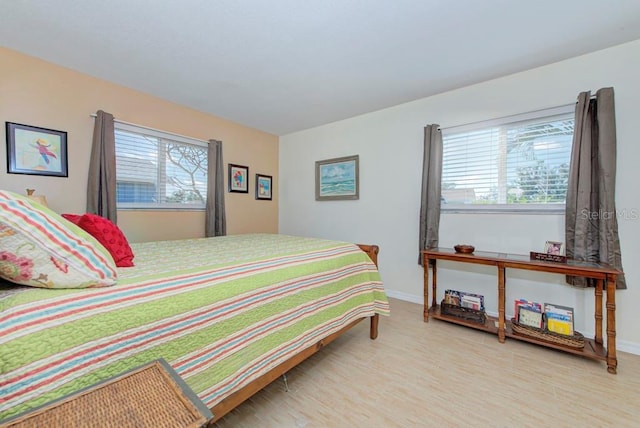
[0,190,118,288]
[62,213,134,267]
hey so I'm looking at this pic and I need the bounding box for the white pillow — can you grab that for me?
[0,190,117,288]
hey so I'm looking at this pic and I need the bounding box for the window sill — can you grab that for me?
[441,205,565,215]
[117,206,205,212]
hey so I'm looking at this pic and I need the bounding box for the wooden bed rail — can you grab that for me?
[209,314,378,423]
[209,243,381,424]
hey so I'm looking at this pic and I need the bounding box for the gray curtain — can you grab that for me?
[565,87,626,288]
[87,110,117,223]
[418,125,443,265]
[205,139,227,237]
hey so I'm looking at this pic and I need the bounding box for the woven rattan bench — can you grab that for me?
[0,359,212,428]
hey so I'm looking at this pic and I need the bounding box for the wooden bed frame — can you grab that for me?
[209,244,381,423]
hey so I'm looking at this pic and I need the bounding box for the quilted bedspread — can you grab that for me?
[0,234,389,420]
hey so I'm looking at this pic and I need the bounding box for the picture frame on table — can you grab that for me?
[315,155,359,201]
[544,240,565,256]
[255,174,272,200]
[6,122,68,177]
[228,163,249,193]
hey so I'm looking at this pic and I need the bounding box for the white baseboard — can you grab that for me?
[611,339,640,356]
[384,289,422,305]
[386,291,640,356]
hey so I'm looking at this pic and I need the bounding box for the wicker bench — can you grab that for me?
[0,359,212,428]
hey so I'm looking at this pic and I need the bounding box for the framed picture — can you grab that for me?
[544,240,565,256]
[228,163,249,193]
[255,174,272,200]
[315,154,359,201]
[6,122,68,177]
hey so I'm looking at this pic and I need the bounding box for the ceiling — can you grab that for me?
[2,1,640,136]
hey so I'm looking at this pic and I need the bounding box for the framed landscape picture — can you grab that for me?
[6,122,68,177]
[228,163,249,193]
[255,174,272,200]
[315,155,359,201]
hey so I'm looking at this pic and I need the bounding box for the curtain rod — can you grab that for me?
[90,113,209,144]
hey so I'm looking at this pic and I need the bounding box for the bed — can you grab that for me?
[0,191,389,423]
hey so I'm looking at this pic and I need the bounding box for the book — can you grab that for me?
[544,303,574,336]
[514,299,542,322]
[518,306,544,328]
[443,289,461,306]
[460,291,484,310]
[461,294,482,310]
[546,315,573,335]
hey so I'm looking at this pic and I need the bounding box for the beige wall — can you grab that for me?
[0,47,278,242]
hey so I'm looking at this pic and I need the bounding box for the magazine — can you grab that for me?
[514,299,542,322]
[444,289,484,310]
[544,303,574,336]
[443,289,461,306]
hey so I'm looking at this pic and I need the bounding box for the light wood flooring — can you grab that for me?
[215,298,640,427]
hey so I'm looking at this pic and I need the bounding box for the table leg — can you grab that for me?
[594,279,603,345]
[431,261,438,309]
[606,274,617,374]
[423,255,429,322]
[497,265,506,343]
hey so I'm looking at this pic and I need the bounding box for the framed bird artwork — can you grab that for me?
[6,122,68,177]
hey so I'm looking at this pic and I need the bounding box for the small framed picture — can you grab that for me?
[6,122,68,177]
[544,240,565,256]
[228,163,249,193]
[517,306,544,329]
[255,174,272,200]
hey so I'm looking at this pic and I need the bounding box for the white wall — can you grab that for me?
[279,39,640,354]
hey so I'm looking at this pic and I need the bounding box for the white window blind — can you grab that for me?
[114,122,208,209]
[441,106,574,213]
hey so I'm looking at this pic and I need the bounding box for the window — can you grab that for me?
[441,106,574,213]
[114,122,208,209]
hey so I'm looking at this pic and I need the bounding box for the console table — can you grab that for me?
[422,248,621,374]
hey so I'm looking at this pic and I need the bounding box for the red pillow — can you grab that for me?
[62,213,134,267]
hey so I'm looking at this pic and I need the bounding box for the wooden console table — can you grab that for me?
[422,248,621,374]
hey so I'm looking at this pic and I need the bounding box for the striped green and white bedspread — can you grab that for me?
[0,233,389,420]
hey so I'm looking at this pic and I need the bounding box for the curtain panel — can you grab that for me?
[87,110,117,223]
[418,124,443,265]
[205,139,227,237]
[565,87,626,288]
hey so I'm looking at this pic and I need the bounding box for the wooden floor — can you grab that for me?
[214,298,640,427]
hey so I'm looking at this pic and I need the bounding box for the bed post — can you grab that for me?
[357,244,379,267]
[370,314,379,340]
[356,244,380,340]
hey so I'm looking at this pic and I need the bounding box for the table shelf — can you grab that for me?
[429,304,498,334]
[505,321,607,360]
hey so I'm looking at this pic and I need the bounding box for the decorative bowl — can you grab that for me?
[454,244,475,254]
